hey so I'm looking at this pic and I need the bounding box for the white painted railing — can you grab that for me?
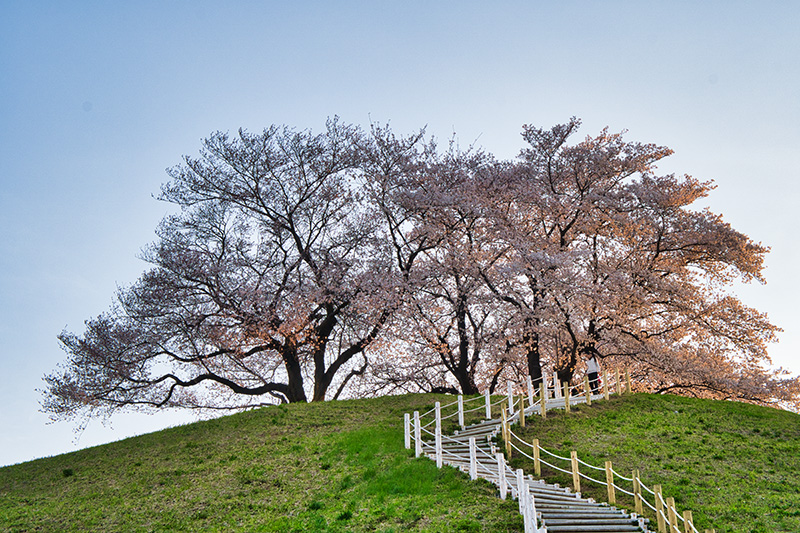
[404,368,716,533]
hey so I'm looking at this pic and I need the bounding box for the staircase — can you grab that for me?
[426,417,650,533]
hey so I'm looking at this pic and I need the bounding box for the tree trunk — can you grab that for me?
[524,326,543,387]
[454,367,480,395]
[555,344,577,386]
[282,340,308,403]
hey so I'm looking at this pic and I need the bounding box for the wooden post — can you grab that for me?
[605,461,616,504]
[497,452,508,499]
[541,371,548,398]
[667,497,678,532]
[655,485,666,533]
[458,395,465,429]
[485,388,491,419]
[683,510,694,533]
[519,394,526,427]
[404,413,411,449]
[533,438,541,477]
[435,402,442,468]
[563,381,571,413]
[507,382,514,415]
[539,383,547,419]
[502,408,511,457]
[603,369,610,401]
[633,469,643,515]
[414,411,422,457]
[570,450,581,493]
[584,375,592,406]
[615,368,622,395]
[554,373,561,398]
[625,368,632,394]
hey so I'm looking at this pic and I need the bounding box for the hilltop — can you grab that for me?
[1,393,798,532]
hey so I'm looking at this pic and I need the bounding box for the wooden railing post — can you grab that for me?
[667,497,678,532]
[533,438,541,477]
[655,485,666,533]
[541,371,548,398]
[605,461,616,504]
[563,381,570,413]
[584,375,592,406]
[539,383,547,419]
[554,373,561,398]
[502,408,511,457]
[633,469,643,515]
[683,510,694,533]
[625,368,632,394]
[570,450,581,493]
[615,368,622,395]
[519,394,526,427]
[458,395,465,429]
[485,388,491,420]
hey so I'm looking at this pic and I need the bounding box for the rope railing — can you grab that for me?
[402,367,715,533]
[503,405,708,533]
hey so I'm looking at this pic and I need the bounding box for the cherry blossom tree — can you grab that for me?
[43,119,399,422]
[494,119,792,406]
[43,117,798,423]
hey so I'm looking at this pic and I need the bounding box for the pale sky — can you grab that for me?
[2,1,799,467]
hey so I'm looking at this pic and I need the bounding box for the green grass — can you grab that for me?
[2,393,798,532]
[508,393,800,533]
[0,395,522,532]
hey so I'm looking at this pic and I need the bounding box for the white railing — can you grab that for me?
[403,368,628,533]
[403,368,716,533]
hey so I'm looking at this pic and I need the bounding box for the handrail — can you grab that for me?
[403,367,710,533]
[505,405,704,533]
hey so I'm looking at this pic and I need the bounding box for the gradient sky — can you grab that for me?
[2,1,799,467]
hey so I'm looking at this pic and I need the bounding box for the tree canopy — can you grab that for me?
[43,118,799,424]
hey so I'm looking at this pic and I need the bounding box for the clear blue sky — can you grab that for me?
[2,1,798,467]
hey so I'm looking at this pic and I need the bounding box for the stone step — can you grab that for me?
[415,402,647,533]
[544,522,642,533]
[544,517,639,528]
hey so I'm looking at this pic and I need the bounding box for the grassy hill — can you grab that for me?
[0,394,521,532]
[1,393,798,532]
[509,394,800,533]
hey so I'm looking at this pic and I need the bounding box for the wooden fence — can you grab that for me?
[404,369,715,533]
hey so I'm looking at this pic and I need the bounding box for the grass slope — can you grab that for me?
[509,393,800,533]
[1,393,798,532]
[0,395,522,532]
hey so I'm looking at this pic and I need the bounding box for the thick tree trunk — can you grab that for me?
[555,345,577,386]
[454,290,480,395]
[282,340,308,403]
[524,326,543,387]
[454,368,480,395]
